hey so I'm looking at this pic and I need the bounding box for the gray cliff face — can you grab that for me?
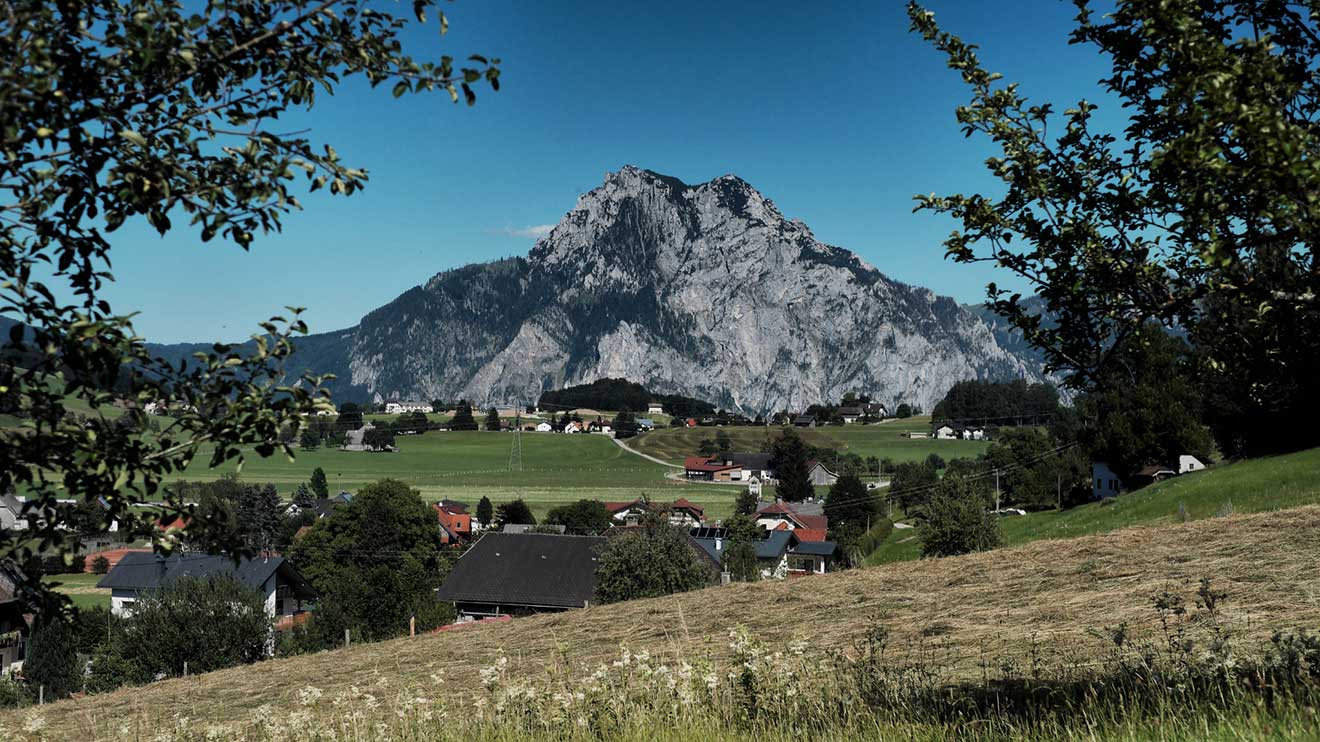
[328,166,1044,413]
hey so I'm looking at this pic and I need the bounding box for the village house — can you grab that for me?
[647,401,665,415]
[862,402,888,419]
[602,498,706,527]
[0,566,29,674]
[754,501,830,543]
[1179,455,1206,473]
[384,401,433,415]
[709,452,775,481]
[535,421,553,432]
[688,527,837,578]
[1091,461,1124,500]
[792,415,817,428]
[683,456,743,482]
[838,406,863,423]
[934,423,957,439]
[434,500,472,545]
[97,552,318,623]
[436,532,606,620]
[806,460,838,486]
[0,493,28,531]
[1131,464,1178,488]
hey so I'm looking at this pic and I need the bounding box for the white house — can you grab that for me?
[1178,455,1206,474]
[562,421,583,434]
[647,401,665,415]
[1091,461,1124,500]
[384,401,433,414]
[934,424,957,440]
[535,422,553,432]
[0,494,28,532]
[960,426,986,440]
[98,553,317,627]
[838,407,863,424]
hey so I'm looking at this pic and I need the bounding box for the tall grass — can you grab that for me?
[11,580,1319,741]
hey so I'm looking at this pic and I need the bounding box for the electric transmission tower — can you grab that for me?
[509,406,523,471]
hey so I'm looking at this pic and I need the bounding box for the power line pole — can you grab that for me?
[509,406,523,472]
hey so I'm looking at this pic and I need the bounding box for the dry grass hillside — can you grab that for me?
[22,506,1320,740]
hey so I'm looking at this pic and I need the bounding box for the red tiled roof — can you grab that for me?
[603,499,642,514]
[670,497,705,515]
[793,528,829,542]
[796,514,828,531]
[683,456,740,473]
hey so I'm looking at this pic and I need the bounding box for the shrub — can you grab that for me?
[0,677,29,709]
[920,474,1002,558]
[92,555,110,575]
[24,619,82,699]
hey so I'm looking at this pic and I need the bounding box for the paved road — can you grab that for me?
[608,435,683,469]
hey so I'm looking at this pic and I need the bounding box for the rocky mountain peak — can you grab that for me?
[298,167,1046,413]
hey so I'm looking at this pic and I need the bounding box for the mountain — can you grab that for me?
[179,166,1049,413]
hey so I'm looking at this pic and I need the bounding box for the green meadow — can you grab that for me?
[174,430,748,520]
[631,416,990,465]
[867,446,1320,564]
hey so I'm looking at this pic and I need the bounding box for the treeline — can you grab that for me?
[932,379,1060,425]
[538,378,714,418]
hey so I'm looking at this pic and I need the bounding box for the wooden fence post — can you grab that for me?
[344,628,351,649]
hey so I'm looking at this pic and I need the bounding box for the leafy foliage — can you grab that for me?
[721,514,761,582]
[770,428,814,502]
[919,474,1001,558]
[23,618,81,699]
[310,467,329,500]
[594,513,714,603]
[825,472,884,561]
[910,0,1319,458]
[537,378,714,418]
[449,401,478,431]
[289,479,444,642]
[475,496,493,528]
[932,379,1060,425]
[0,0,499,609]
[544,499,613,536]
[1077,328,1214,481]
[494,499,536,527]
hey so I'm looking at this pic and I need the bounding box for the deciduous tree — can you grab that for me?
[0,0,500,609]
[910,0,1319,458]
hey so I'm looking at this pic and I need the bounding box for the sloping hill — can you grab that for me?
[17,506,1320,740]
[871,447,1320,563]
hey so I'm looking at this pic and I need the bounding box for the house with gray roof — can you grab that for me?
[97,552,318,621]
[436,532,607,620]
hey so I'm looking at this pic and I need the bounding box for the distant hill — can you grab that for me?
[537,377,714,418]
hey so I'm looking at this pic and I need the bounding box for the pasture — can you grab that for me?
[867,446,1320,564]
[631,416,991,465]
[173,430,746,520]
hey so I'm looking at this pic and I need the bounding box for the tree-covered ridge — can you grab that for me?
[538,378,714,418]
[931,379,1061,426]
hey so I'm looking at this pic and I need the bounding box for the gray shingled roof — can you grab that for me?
[689,528,793,562]
[436,533,605,609]
[97,552,317,599]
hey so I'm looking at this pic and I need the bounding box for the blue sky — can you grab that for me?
[106,0,1120,342]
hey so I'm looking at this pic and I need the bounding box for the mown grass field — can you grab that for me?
[15,505,1320,740]
[632,415,990,465]
[50,571,110,610]
[174,430,747,520]
[868,446,1320,564]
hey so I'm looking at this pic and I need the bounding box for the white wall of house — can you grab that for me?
[935,425,956,439]
[1091,462,1123,500]
[1179,455,1206,474]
